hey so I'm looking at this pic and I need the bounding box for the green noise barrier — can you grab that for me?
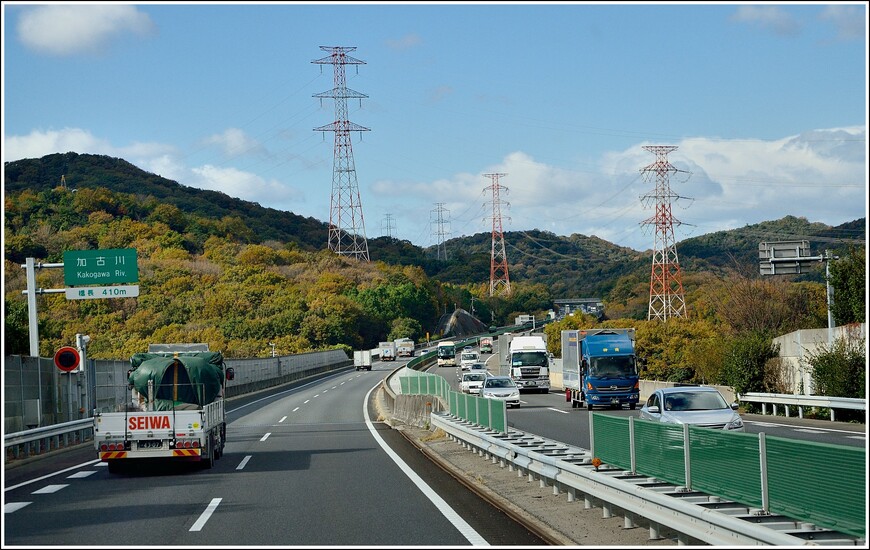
[591,413,866,539]
[400,369,506,433]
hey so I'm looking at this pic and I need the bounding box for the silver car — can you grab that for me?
[639,386,744,431]
[480,375,521,408]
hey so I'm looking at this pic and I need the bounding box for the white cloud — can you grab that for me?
[731,6,801,36]
[16,5,155,56]
[819,5,866,41]
[3,127,175,166]
[203,128,267,158]
[385,33,422,51]
[190,164,305,207]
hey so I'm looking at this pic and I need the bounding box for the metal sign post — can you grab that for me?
[759,241,838,343]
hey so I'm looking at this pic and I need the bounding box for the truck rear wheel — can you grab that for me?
[107,460,123,474]
[202,433,215,469]
[629,403,636,410]
[586,403,593,411]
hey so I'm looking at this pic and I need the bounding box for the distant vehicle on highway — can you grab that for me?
[480,375,521,408]
[460,372,487,394]
[639,386,744,431]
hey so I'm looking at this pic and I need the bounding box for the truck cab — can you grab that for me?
[562,329,639,410]
[506,335,550,393]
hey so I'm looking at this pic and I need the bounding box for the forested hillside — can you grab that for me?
[4,153,865,381]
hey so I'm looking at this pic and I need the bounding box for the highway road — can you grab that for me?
[3,359,546,546]
[4,348,864,546]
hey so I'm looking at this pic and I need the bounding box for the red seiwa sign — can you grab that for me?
[128,416,171,430]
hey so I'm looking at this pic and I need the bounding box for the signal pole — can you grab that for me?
[640,146,688,321]
[484,173,511,297]
[313,46,370,261]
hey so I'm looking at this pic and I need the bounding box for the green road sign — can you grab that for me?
[63,248,139,286]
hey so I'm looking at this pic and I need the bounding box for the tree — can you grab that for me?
[829,244,866,325]
[720,332,780,395]
[807,329,866,399]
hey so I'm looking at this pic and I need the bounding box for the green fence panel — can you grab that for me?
[465,394,478,424]
[448,391,458,415]
[477,397,491,428]
[489,400,507,433]
[766,436,866,538]
[689,427,762,508]
[633,419,687,486]
[455,391,467,419]
[592,414,631,470]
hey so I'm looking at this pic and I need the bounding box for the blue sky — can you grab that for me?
[2,2,867,253]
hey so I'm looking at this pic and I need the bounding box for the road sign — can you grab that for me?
[54,346,80,372]
[63,248,138,286]
[65,285,140,300]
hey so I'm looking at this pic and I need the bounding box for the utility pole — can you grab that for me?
[431,203,450,261]
[484,173,511,297]
[640,146,688,321]
[313,45,371,261]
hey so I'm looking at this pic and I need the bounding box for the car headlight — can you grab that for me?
[510,391,519,397]
[727,417,744,430]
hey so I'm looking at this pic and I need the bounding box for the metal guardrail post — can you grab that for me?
[628,416,636,475]
[683,423,691,491]
[759,432,769,514]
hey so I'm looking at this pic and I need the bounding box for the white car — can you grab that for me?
[480,375,521,408]
[460,351,480,371]
[639,386,744,431]
[460,372,487,394]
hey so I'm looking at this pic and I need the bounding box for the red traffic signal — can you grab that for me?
[54,346,80,372]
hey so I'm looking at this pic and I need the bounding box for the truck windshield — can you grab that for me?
[511,352,548,367]
[589,356,636,378]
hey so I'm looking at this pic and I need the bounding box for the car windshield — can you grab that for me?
[664,391,728,412]
[464,373,486,382]
[486,378,514,388]
[589,356,636,377]
[470,363,485,370]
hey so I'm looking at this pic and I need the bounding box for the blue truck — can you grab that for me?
[561,328,640,410]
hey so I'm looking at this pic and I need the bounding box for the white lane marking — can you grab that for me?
[4,460,101,492]
[236,455,252,470]
[363,383,489,546]
[279,416,287,423]
[848,435,866,440]
[304,400,310,404]
[31,485,68,494]
[189,498,222,532]
[292,407,300,412]
[4,502,31,513]
[67,471,97,479]
[547,407,569,414]
[794,428,825,434]
[314,394,320,398]
[260,433,271,442]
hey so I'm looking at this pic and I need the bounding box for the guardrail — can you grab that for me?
[739,392,866,421]
[430,413,847,546]
[4,419,94,461]
[390,350,865,544]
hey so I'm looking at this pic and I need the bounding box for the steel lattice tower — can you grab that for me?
[484,173,511,297]
[431,203,450,261]
[640,145,687,321]
[313,46,370,262]
[381,213,396,239]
